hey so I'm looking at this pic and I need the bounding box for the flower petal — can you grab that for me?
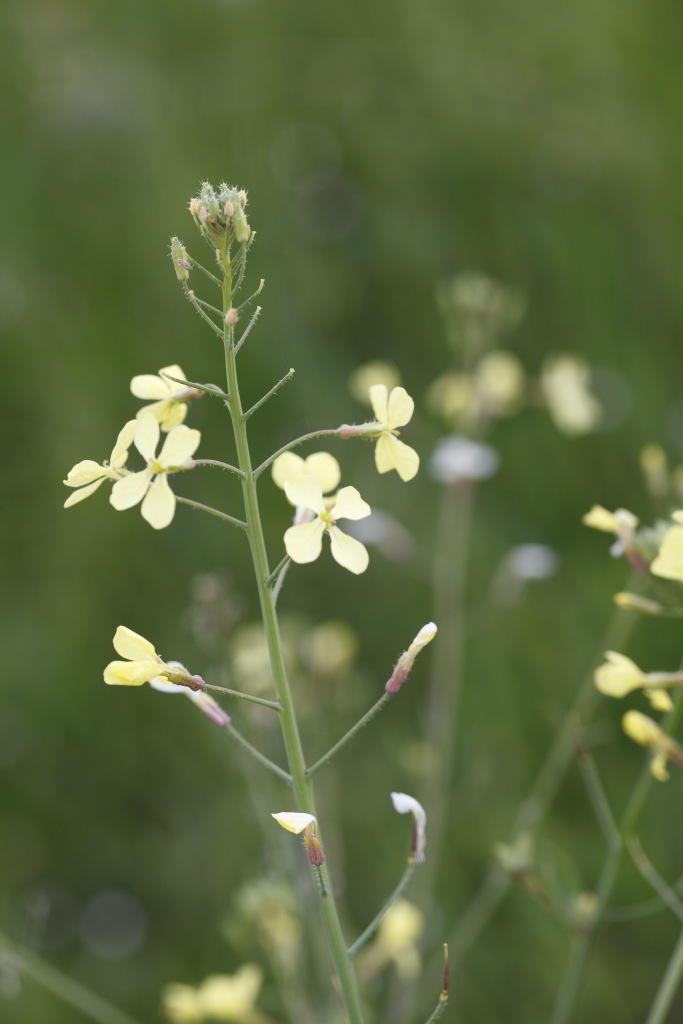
[110,470,151,510]
[272,812,316,834]
[141,474,176,529]
[284,519,325,563]
[386,387,415,429]
[283,476,326,514]
[369,383,389,423]
[134,414,160,462]
[304,452,341,494]
[110,420,137,467]
[131,374,172,400]
[64,460,106,487]
[64,478,105,507]
[272,452,305,489]
[158,425,201,468]
[113,625,158,661]
[159,402,187,432]
[375,435,420,481]
[328,526,369,574]
[332,486,371,521]
[104,659,161,685]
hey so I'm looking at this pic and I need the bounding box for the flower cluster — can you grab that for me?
[163,964,270,1024]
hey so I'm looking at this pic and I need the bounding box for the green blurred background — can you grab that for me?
[3,0,683,1021]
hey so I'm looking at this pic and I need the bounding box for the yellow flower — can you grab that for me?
[541,355,602,436]
[162,965,271,1024]
[110,414,200,529]
[582,505,638,535]
[385,622,437,693]
[594,651,645,698]
[272,812,324,865]
[271,451,340,496]
[358,899,424,982]
[651,512,683,581]
[283,477,371,574]
[349,361,402,406]
[103,626,204,690]
[622,710,683,782]
[130,364,195,431]
[63,420,136,507]
[340,386,419,481]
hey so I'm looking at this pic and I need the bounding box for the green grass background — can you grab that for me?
[3,0,683,1021]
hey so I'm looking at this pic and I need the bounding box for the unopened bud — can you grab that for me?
[303,832,325,867]
[386,622,437,693]
[224,201,234,218]
[188,691,231,727]
[170,237,191,282]
[224,308,239,327]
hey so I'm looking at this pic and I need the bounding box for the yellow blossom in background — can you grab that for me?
[271,451,340,496]
[622,710,683,782]
[349,360,402,406]
[130,364,193,431]
[358,899,424,982]
[63,420,136,507]
[163,965,271,1024]
[640,444,669,500]
[300,620,358,677]
[473,349,525,417]
[594,651,645,698]
[340,386,419,481]
[283,477,371,574]
[651,512,683,581]
[110,414,200,529]
[541,354,602,436]
[426,372,474,424]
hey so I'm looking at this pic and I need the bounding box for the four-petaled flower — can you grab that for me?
[131,364,198,432]
[283,477,371,574]
[340,386,419,481]
[63,420,136,507]
[594,650,681,712]
[110,414,200,529]
[272,451,341,498]
[104,626,204,690]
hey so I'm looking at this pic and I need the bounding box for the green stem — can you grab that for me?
[348,860,415,956]
[265,554,291,587]
[0,930,143,1024]
[253,429,341,478]
[221,264,366,1024]
[225,723,292,784]
[174,495,247,530]
[161,374,229,400]
[628,838,683,922]
[193,459,245,478]
[234,305,262,354]
[183,285,223,337]
[244,369,296,420]
[186,255,221,286]
[204,682,281,711]
[645,925,683,1024]
[307,693,393,778]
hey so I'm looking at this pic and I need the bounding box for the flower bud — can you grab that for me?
[224,308,239,327]
[386,623,437,693]
[170,237,191,282]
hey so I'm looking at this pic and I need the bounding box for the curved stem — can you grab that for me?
[193,459,245,478]
[204,682,281,711]
[348,861,415,956]
[175,495,247,530]
[225,723,293,785]
[645,926,683,1024]
[253,429,341,478]
[307,693,393,778]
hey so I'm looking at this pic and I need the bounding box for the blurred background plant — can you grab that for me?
[4,0,683,1021]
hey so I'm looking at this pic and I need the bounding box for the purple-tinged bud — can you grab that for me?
[385,623,437,693]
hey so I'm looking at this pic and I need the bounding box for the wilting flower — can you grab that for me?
[386,623,437,694]
[149,675,230,726]
[622,710,683,782]
[339,386,419,481]
[103,626,204,690]
[130,364,200,431]
[541,355,602,436]
[651,512,683,581]
[271,451,341,497]
[272,812,324,866]
[391,792,427,863]
[63,420,136,507]
[163,964,271,1024]
[110,414,200,529]
[283,477,371,574]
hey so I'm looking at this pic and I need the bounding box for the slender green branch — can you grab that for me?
[307,693,394,777]
[194,458,245,478]
[234,305,262,355]
[574,731,620,847]
[628,838,683,922]
[161,373,229,400]
[183,285,223,337]
[236,278,265,312]
[0,930,143,1024]
[253,429,341,479]
[348,861,415,956]
[225,723,293,784]
[272,559,291,605]
[204,682,282,711]
[645,925,683,1024]
[266,554,291,587]
[244,369,296,420]
[187,255,221,286]
[175,495,247,530]
[421,946,449,1024]
[190,294,224,317]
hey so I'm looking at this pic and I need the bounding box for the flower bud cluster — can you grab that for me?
[189,181,251,249]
